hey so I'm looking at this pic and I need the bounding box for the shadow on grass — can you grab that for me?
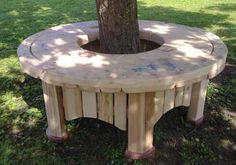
[205,3,236,62]
[138,2,226,27]
[0,0,235,164]
[206,3,236,12]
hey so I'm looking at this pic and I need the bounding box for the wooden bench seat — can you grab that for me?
[17,20,227,159]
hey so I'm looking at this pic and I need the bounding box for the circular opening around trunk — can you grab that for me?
[77,30,164,55]
[80,39,161,54]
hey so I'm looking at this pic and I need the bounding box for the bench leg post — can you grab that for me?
[42,82,68,142]
[187,79,208,125]
[125,93,155,160]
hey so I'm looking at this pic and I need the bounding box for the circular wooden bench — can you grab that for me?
[17,20,227,159]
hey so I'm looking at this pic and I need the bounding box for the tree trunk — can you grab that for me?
[96,0,140,54]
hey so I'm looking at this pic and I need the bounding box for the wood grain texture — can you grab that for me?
[96,0,140,54]
[145,92,156,150]
[188,80,208,121]
[42,82,67,137]
[183,85,192,106]
[154,91,165,123]
[82,91,97,118]
[63,87,83,120]
[128,93,146,153]
[18,21,227,93]
[114,92,127,131]
[97,93,113,124]
[175,86,184,107]
[163,88,175,114]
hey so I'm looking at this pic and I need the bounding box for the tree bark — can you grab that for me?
[96,0,140,54]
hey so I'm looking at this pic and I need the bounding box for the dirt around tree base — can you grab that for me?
[81,39,160,54]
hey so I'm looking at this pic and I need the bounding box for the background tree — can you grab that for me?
[96,0,140,54]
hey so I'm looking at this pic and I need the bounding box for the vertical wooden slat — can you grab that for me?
[183,85,192,106]
[145,92,155,150]
[163,88,175,114]
[63,87,82,120]
[144,91,165,150]
[97,92,113,124]
[188,80,208,121]
[128,93,146,153]
[82,91,97,118]
[175,87,184,107]
[42,82,67,137]
[154,91,165,123]
[114,92,127,131]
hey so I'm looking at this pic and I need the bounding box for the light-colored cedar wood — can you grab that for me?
[154,91,165,123]
[100,87,122,93]
[188,79,208,121]
[97,93,113,124]
[114,92,127,131]
[79,86,101,93]
[175,75,206,88]
[18,21,227,93]
[42,82,67,137]
[144,92,155,150]
[183,85,192,106]
[163,88,175,114]
[128,93,146,153]
[175,86,184,107]
[122,83,175,93]
[206,32,228,79]
[62,87,83,121]
[82,91,97,118]
[17,21,228,158]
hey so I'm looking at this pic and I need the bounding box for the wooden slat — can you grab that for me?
[97,93,113,124]
[114,92,127,131]
[163,88,175,114]
[145,92,155,150]
[62,87,83,121]
[145,91,164,125]
[128,93,146,153]
[154,91,165,123]
[183,85,192,106]
[100,87,122,93]
[82,91,97,118]
[188,80,208,121]
[175,86,184,107]
[42,82,67,137]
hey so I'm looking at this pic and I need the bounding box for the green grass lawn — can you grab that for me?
[0,0,235,164]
